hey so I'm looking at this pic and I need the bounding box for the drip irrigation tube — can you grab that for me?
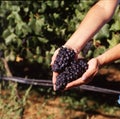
[1,76,120,95]
[2,76,52,87]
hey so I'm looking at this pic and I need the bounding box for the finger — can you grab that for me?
[65,76,93,91]
[50,48,59,65]
[52,72,58,91]
[81,67,98,83]
[65,68,96,90]
[81,69,94,82]
[52,72,58,84]
[50,55,56,66]
[65,77,85,90]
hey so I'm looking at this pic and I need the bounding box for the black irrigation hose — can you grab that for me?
[1,76,53,87]
[1,76,120,95]
[79,85,120,95]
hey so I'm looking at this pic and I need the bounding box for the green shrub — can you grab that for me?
[0,1,120,77]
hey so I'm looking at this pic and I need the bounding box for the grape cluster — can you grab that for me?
[55,59,88,91]
[82,40,93,57]
[0,50,4,58]
[52,46,76,72]
[51,46,88,91]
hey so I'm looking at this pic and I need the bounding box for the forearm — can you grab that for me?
[97,44,120,66]
[64,0,119,52]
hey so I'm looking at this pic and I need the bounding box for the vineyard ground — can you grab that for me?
[23,65,120,119]
[1,65,120,119]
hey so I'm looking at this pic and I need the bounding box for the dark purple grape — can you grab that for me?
[52,46,76,72]
[0,50,4,58]
[55,59,88,91]
[82,40,93,57]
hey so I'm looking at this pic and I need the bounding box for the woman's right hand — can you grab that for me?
[50,48,60,90]
[51,47,80,91]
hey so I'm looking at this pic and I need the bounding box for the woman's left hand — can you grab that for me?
[64,58,100,90]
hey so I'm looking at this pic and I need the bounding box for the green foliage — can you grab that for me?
[0,82,32,119]
[0,1,120,77]
[61,92,120,116]
[93,5,120,57]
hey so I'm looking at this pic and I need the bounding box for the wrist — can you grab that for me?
[96,55,105,67]
[63,44,79,54]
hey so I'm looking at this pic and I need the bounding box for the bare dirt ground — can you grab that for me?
[0,65,120,119]
[22,66,120,119]
[23,95,120,119]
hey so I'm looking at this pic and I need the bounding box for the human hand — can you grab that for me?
[50,48,60,90]
[64,58,100,90]
[51,46,79,91]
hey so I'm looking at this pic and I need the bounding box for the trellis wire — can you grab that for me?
[0,76,120,95]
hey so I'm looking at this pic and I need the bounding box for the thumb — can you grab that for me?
[81,68,96,83]
[81,71,91,81]
[50,48,60,65]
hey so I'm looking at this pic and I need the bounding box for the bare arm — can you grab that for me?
[64,0,119,52]
[65,44,120,90]
[97,44,120,66]
[51,0,119,91]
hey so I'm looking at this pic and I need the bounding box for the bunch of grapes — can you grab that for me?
[0,50,4,58]
[82,40,93,57]
[51,46,76,72]
[56,59,88,91]
[52,46,88,91]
